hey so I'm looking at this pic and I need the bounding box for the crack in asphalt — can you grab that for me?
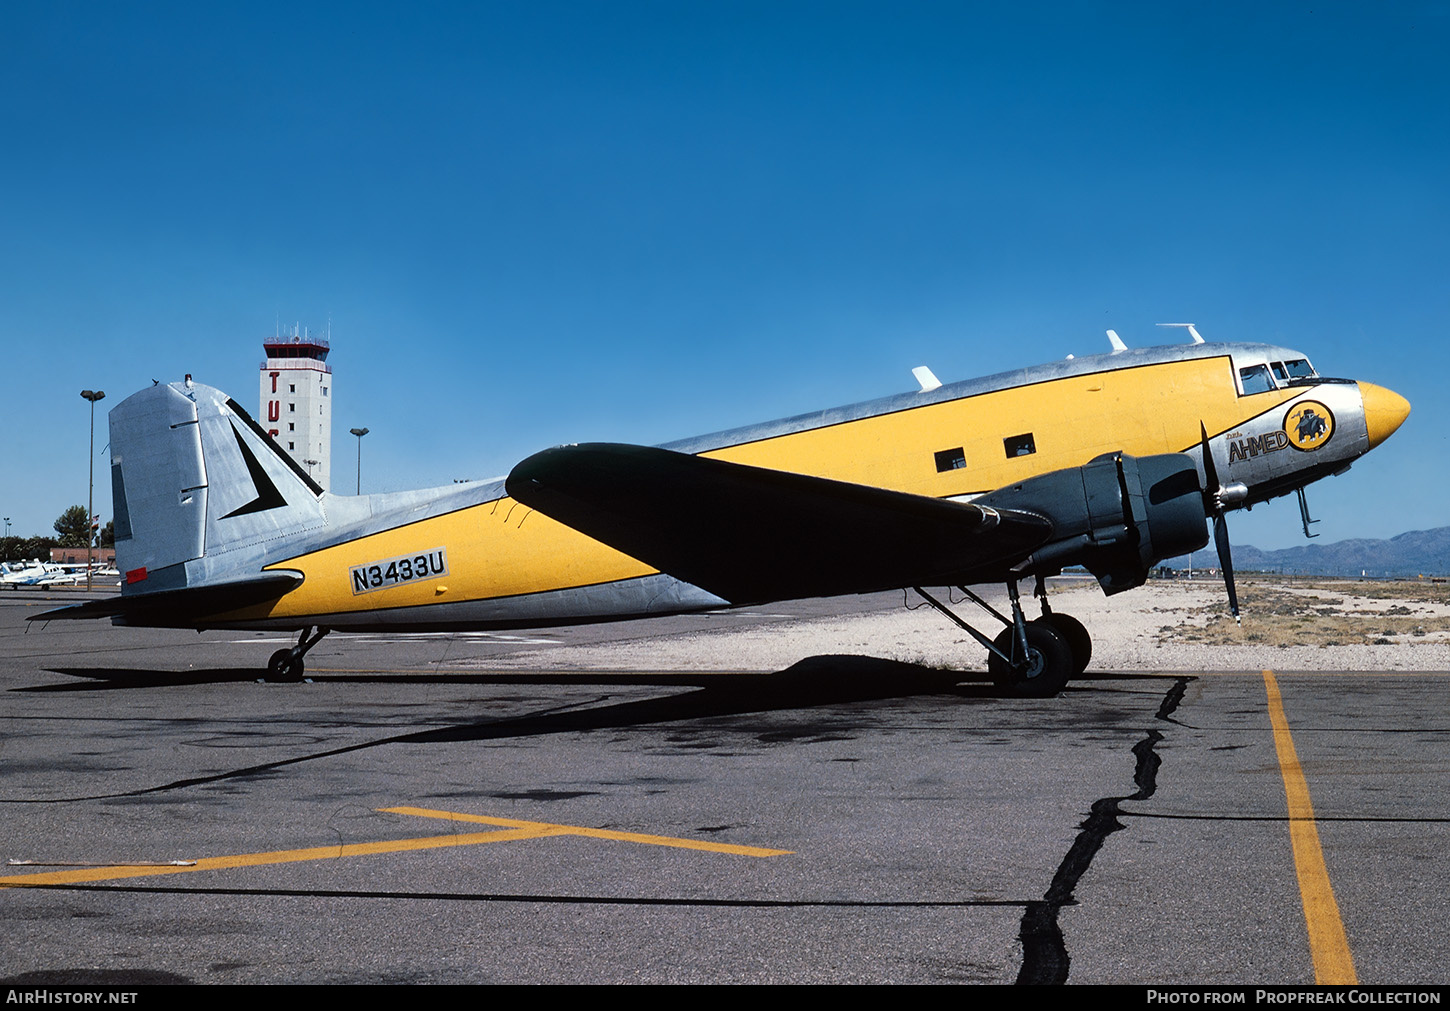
[1015,676,1193,985]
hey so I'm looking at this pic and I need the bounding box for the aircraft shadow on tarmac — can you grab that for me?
[32,654,1155,696]
[31,667,278,690]
[35,654,982,701]
[17,657,1167,802]
[382,663,1165,749]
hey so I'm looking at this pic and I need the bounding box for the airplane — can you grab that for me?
[32,328,1411,696]
[1,560,109,588]
[1,561,47,588]
[33,563,115,587]
[4,561,68,588]
[34,568,86,587]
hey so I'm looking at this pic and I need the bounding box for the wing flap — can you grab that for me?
[506,444,1053,604]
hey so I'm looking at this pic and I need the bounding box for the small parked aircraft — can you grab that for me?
[34,328,1410,695]
[3,561,69,587]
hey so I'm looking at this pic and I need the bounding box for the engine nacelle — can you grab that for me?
[976,452,1208,594]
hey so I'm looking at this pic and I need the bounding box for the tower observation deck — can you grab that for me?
[260,328,333,490]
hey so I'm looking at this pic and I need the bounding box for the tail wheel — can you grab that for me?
[266,648,304,682]
[1036,613,1091,675]
[987,621,1073,697]
[262,626,329,682]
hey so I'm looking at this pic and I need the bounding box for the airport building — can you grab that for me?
[259,329,332,489]
[49,547,116,565]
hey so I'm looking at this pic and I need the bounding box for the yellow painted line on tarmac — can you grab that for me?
[1263,670,1357,985]
[0,826,554,888]
[0,809,788,890]
[382,806,793,857]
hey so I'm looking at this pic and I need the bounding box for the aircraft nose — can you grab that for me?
[1359,382,1411,449]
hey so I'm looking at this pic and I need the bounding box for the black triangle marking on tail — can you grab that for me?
[222,422,289,518]
[225,398,324,496]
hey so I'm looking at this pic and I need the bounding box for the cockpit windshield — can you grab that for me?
[1239,364,1275,395]
[1238,354,1320,395]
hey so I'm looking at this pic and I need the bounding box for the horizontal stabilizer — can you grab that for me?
[28,571,302,625]
[506,444,1053,604]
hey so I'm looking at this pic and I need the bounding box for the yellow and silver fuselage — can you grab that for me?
[142,341,1409,631]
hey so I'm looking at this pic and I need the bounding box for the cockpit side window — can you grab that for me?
[1271,362,1289,382]
[1238,364,1275,395]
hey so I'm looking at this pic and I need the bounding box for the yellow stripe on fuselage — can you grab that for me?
[255,354,1296,619]
[258,499,656,617]
[704,355,1289,495]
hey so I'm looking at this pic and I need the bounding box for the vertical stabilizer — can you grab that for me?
[109,381,328,594]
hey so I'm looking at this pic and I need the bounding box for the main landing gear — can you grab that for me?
[912,577,1090,697]
[265,626,331,682]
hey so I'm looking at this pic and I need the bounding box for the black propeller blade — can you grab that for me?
[1199,421,1221,491]
[1200,422,1241,622]
[1213,512,1239,621]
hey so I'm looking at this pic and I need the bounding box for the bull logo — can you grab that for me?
[1284,400,1335,451]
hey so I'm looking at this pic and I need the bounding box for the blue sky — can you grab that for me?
[2,2,1446,552]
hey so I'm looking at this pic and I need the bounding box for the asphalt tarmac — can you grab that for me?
[0,587,1445,985]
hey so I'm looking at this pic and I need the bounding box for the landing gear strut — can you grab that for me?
[913,580,1088,697]
[265,626,330,682]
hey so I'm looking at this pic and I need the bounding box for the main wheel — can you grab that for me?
[266,648,303,682]
[1036,613,1091,675]
[987,622,1073,697]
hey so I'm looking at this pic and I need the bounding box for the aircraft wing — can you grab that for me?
[506,443,1054,604]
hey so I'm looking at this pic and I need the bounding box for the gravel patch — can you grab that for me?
[461,580,1450,674]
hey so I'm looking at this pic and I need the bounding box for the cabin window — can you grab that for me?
[287,441,295,450]
[935,447,966,472]
[289,384,296,393]
[1238,365,1275,395]
[1004,433,1036,458]
[289,403,295,412]
[288,423,294,432]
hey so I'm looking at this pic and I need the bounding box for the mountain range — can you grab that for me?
[1164,526,1450,578]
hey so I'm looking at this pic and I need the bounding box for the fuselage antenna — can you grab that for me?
[912,366,943,392]
[1157,322,1205,344]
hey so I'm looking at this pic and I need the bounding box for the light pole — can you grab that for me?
[3,517,9,562]
[349,428,369,495]
[80,390,105,591]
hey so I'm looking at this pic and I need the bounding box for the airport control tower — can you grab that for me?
[260,327,332,489]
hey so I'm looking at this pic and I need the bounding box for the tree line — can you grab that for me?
[1,506,114,562]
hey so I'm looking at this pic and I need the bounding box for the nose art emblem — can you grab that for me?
[1284,401,1335,451]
